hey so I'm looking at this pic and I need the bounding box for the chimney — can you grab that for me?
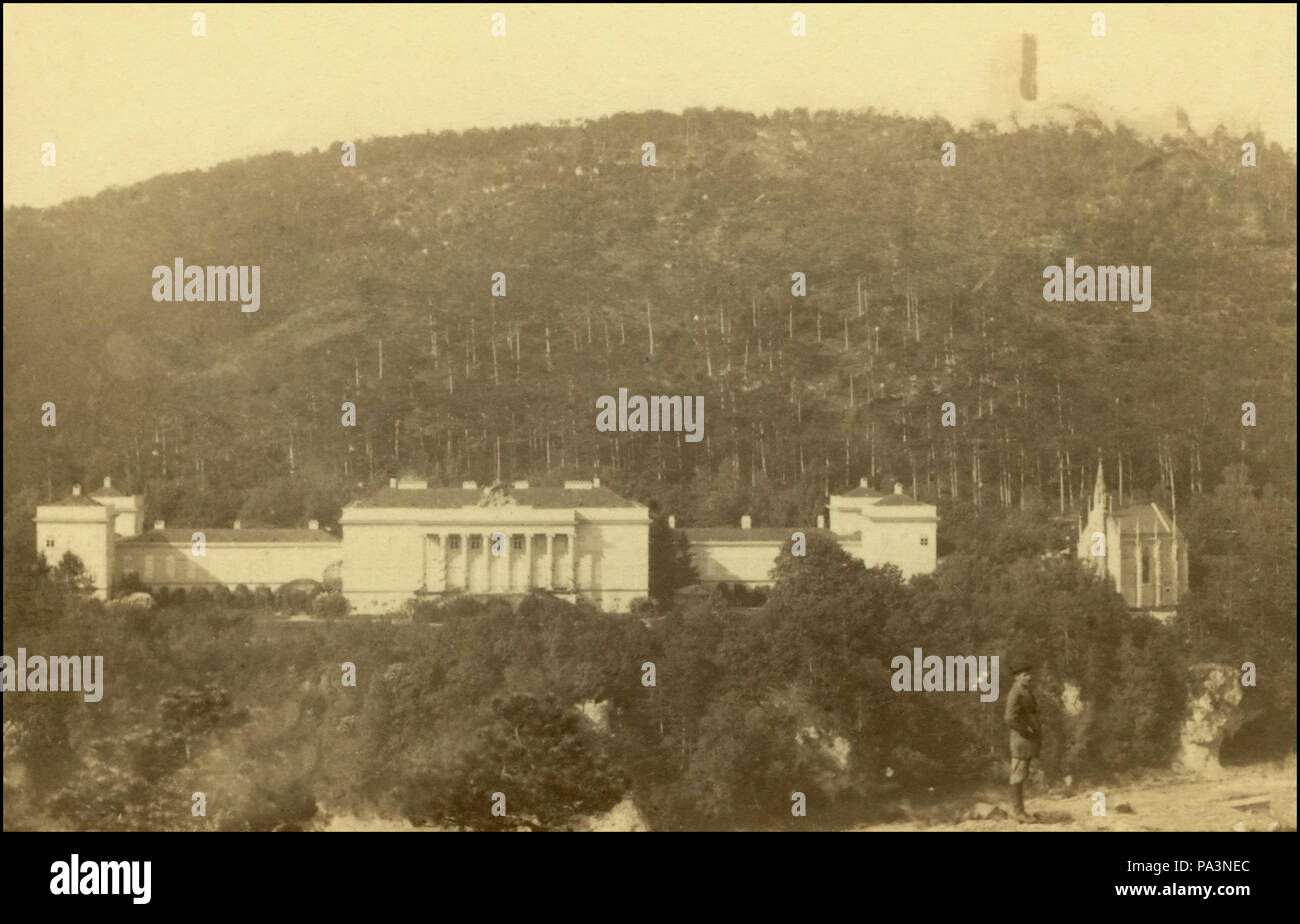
[232,520,241,530]
[462,480,478,490]
[103,476,112,489]
[741,514,752,529]
[308,519,319,531]
[859,476,870,488]
[816,514,825,529]
[894,482,904,495]
[667,514,676,529]
[153,520,165,531]
[389,477,398,488]
[72,484,82,496]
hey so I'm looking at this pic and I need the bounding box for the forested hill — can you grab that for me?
[3,108,1296,530]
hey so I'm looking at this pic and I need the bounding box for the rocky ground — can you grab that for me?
[848,758,1297,832]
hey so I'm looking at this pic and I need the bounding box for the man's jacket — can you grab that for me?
[1004,681,1041,758]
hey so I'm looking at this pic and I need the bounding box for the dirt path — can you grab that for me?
[851,760,1297,832]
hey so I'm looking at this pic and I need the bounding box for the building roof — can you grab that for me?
[838,487,883,498]
[1109,502,1177,534]
[47,494,106,508]
[874,493,931,507]
[119,528,340,545]
[682,527,847,543]
[348,485,642,509]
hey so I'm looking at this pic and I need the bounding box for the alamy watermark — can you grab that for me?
[890,648,1000,702]
[50,855,150,904]
[2,648,103,702]
[595,388,704,442]
[151,259,260,312]
[1043,259,1151,312]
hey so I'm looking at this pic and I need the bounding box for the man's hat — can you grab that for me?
[1009,657,1034,675]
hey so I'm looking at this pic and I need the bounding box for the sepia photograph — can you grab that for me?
[2,1,1296,905]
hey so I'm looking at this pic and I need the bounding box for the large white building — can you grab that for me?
[34,473,934,612]
[339,477,649,614]
[35,476,650,614]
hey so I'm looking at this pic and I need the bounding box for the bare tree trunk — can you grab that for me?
[646,298,655,356]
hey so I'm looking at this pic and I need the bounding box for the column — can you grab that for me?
[568,529,577,591]
[525,534,534,589]
[544,534,554,590]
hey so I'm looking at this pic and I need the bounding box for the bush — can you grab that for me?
[169,587,187,608]
[232,584,253,609]
[210,585,233,607]
[187,587,212,607]
[114,572,147,597]
[252,585,274,610]
[312,591,350,619]
[78,597,106,618]
[153,586,172,608]
[405,597,443,624]
[276,584,318,614]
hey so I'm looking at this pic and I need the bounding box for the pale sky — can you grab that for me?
[4,3,1296,208]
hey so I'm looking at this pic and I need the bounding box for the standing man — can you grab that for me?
[1004,659,1041,822]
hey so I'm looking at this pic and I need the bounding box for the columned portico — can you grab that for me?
[339,481,649,614]
[422,527,578,594]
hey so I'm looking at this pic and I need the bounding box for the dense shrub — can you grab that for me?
[114,572,148,597]
[312,591,350,619]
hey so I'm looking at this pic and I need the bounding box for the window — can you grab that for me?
[1141,548,1151,583]
[448,535,461,550]
[920,536,929,547]
[143,555,154,579]
[470,535,482,551]
[45,538,55,548]
[512,534,525,551]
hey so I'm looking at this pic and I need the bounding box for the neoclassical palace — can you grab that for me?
[35,475,650,614]
[34,473,940,615]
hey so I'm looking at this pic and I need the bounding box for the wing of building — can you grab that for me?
[682,479,939,587]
